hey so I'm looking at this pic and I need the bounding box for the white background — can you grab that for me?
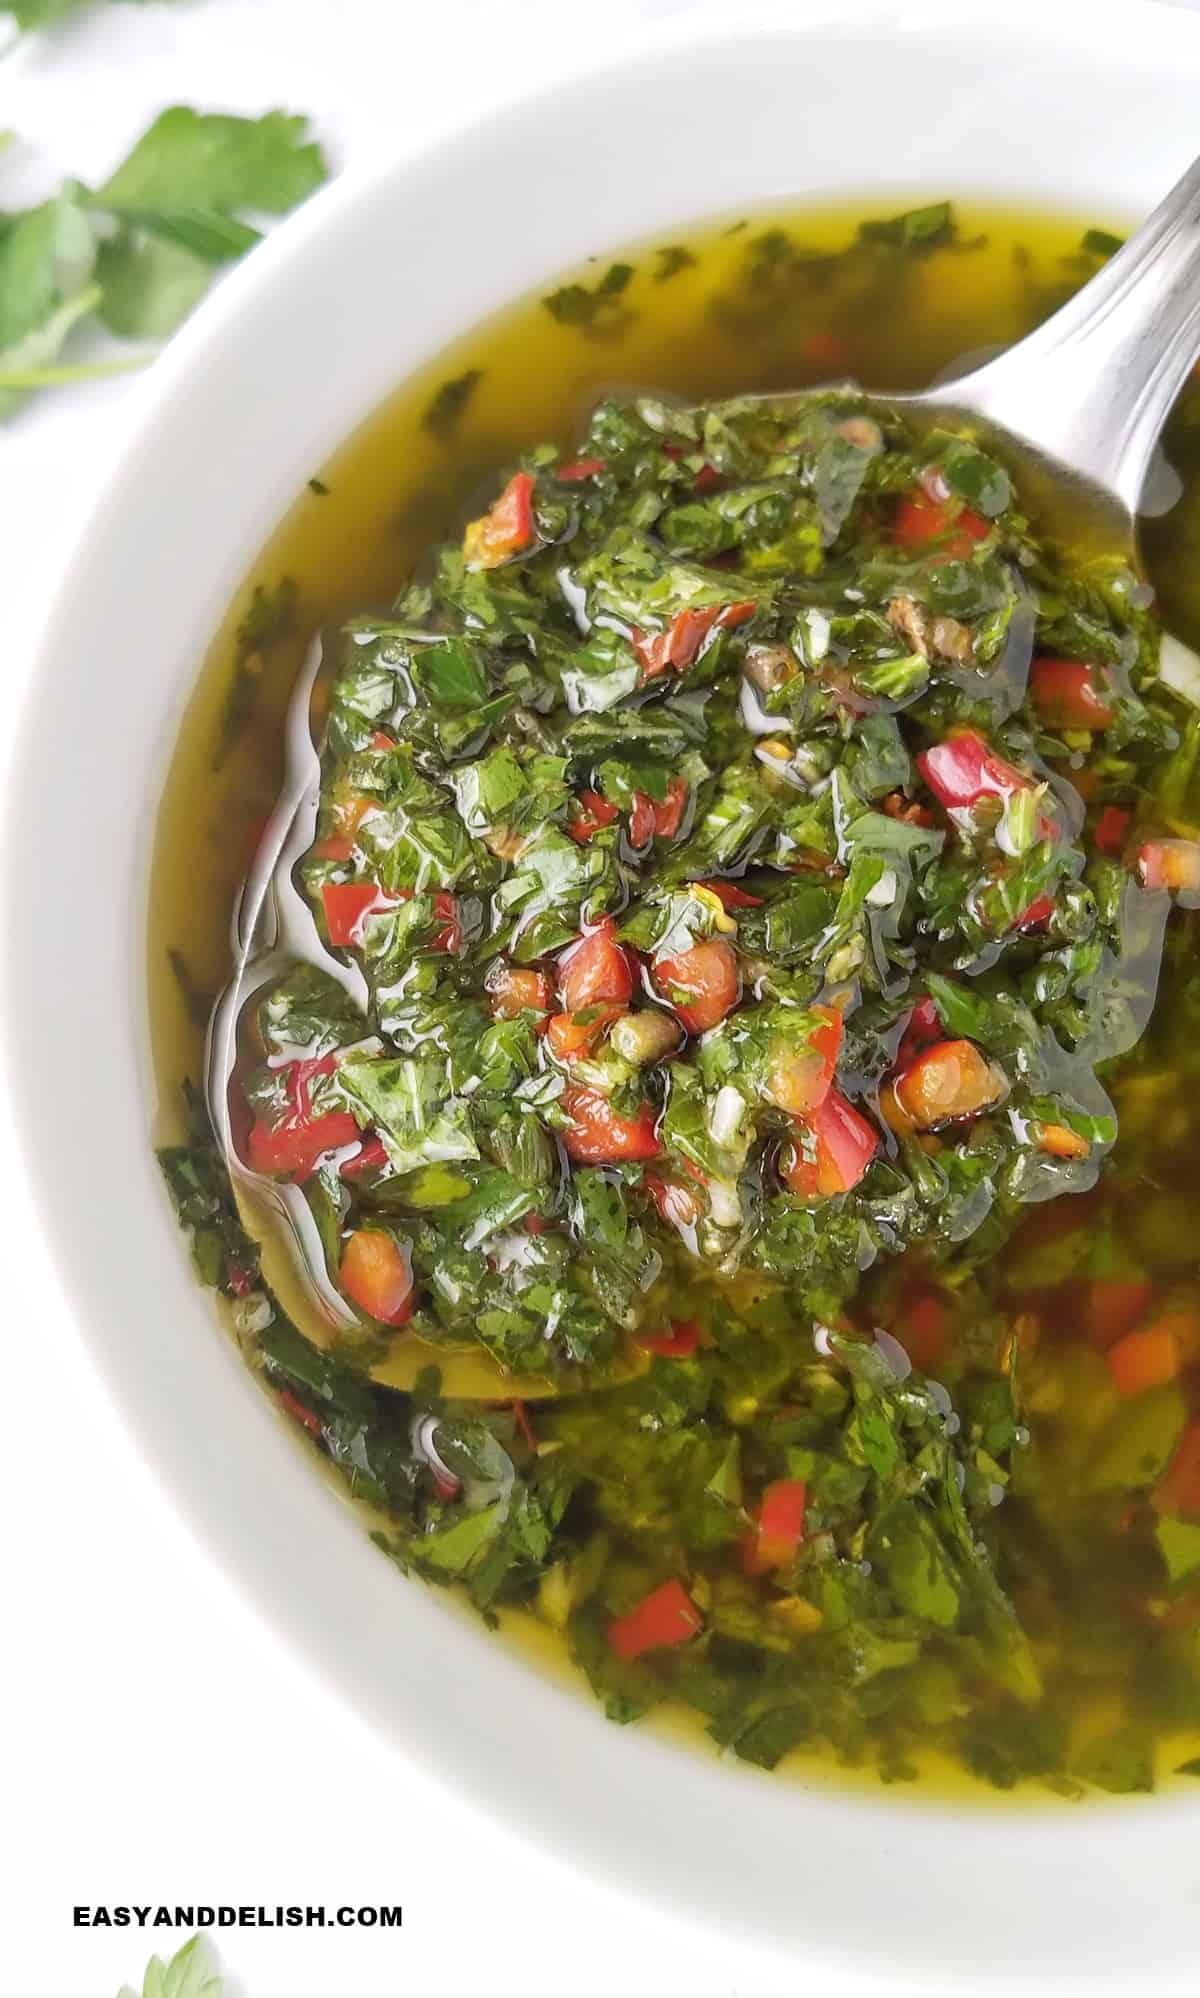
[3,4,1196,1994]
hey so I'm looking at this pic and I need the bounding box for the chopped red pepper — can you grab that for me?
[1138,839,1200,894]
[510,1399,537,1451]
[560,918,634,1011]
[892,490,990,560]
[1037,1121,1090,1160]
[246,1054,359,1181]
[741,1479,807,1575]
[278,1388,323,1438]
[802,329,851,372]
[628,791,656,849]
[643,1173,704,1230]
[322,881,458,952]
[339,1134,390,1180]
[918,731,1036,814]
[1108,1322,1180,1398]
[557,456,606,481]
[897,995,943,1067]
[1030,657,1114,730]
[637,1318,701,1358]
[783,1089,878,1198]
[695,878,763,909]
[225,1256,255,1298]
[654,938,740,1034]
[561,1086,660,1164]
[462,470,536,569]
[546,1005,624,1062]
[568,789,619,844]
[1094,805,1132,858]
[630,776,689,846]
[765,1004,843,1115]
[322,879,395,947]
[884,1038,1006,1133]
[314,834,355,863]
[1014,894,1055,932]
[339,1228,414,1326]
[487,964,554,1019]
[633,600,755,681]
[1076,1277,1155,1349]
[896,1286,949,1373]
[608,1578,703,1661]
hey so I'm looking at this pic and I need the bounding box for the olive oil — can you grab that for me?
[150,196,1200,1799]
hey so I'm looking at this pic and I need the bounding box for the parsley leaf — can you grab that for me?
[1,107,328,412]
[96,107,327,223]
[117,1933,223,1998]
[0,194,101,414]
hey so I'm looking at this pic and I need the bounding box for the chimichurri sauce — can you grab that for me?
[155,199,1200,1797]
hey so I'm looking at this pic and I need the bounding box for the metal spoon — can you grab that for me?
[886,151,1200,544]
[204,638,645,1399]
[207,154,1200,1391]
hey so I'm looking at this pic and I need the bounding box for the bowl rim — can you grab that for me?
[6,1,1200,1985]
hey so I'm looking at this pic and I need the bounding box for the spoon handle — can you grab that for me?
[964,153,1200,513]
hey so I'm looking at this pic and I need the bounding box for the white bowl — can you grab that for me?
[6,4,1200,1986]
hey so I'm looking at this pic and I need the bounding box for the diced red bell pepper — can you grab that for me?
[561,1086,660,1163]
[487,964,554,1019]
[1036,1121,1090,1160]
[897,995,943,1067]
[560,918,635,1011]
[654,938,740,1034]
[1014,894,1055,932]
[892,489,991,561]
[277,1387,323,1438]
[885,1039,1006,1132]
[765,1004,843,1115]
[314,834,355,863]
[1156,1421,1200,1519]
[630,777,689,847]
[339,1228,414,1326]
[1076,1277,1155,1349]
[568,789,619,844]
[339,1133,390,1180]
[510,1398,537,1451]
[638,1319,701,1358]
[740,1479,807,1575]
[1138,839,1200,894]
[1030,657,1114,730]
[546,1005,624,1062]
[783,1089,878,1198]
[643,1173,704,1230]
[322,880,395,947]
[462,470,536,569]
[632,600,755,681]
[1108,1322,1180,1398]
[695,878,763,909]
[557,456,606,481]
[896,1286,949,1373]
[802,329,851,372]
[1094,805,1132,858]
[917,731,1035,813]
[224,1256,255,1298]
[883,791,936,829]
[607,1578,703,1661]
[246,1054,359,1181]
[628,791,656,849]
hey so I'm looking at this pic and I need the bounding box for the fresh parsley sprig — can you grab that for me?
[0,106,328,414]
[117,1934,223,1998]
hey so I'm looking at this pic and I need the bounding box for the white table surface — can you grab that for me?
[4,4,1197,1994]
